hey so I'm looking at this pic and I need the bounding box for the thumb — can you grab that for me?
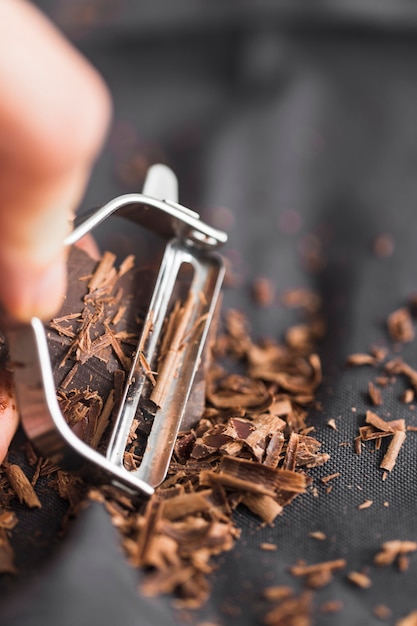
[0,0,112,322]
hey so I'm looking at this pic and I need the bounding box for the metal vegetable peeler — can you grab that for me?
[5,165,227,498]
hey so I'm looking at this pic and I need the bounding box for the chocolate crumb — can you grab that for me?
[3,464,41,509]
[289,558,346,589]
[358,499,373,510]
[373,604,392,620]
[260,543,278,551]
[374,540,417,569]
[320,600,344,614]
[251,277,275,307]
[308,531,326,541]
[368,382,383,406]
[347,571,372,588]
[263,590,313,625]
[401,389,414,404]
[387,308,415,343]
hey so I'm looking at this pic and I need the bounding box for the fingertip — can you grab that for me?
[0,250,67,323]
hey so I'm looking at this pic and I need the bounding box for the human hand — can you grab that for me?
[0,0,111,461]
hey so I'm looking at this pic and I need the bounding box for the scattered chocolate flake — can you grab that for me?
[96,302,327,605]
[375,375,390,386]
[358,422,402,442]
[308,531,326,541]
[241,493,283,525]
[401,389,414,404]
[366,410,403,433]
[358,499,373,510]
[327,418,337,430]
[397,553,411,573]
[285,322,325,353]
[0,509,17,531]
[260,542,278,551]
[320,600,344,614]
[368,382,383,406]
[380,431,407,473]
[371,346,389,362]
[385,358,417,390]
[387,308,415,343]
[374,540,417,569]
[355,408,407,474]
[281,288,322,314]
[3,464,41,509]
[347,571,372,588]
[373,604,392,620]
[262,586,294,602]
[263,590,313,626]
[321,472,340,484]
[0,529,16,574]
[346,353,378,367]
[1,240,334,611]
[289,559,346,589]
[251,277,275,307]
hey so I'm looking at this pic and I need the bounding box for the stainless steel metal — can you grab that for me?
[107,239,224,487]
[6,165,227,498]
[66,168,226,251]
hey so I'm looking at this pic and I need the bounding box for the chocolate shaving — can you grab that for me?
[385,358,417,391]
[217,456,307,494]
[207,374,272,410]
[289,558,346,589]
[263,590,313,626]
[249,353,322,396]
[308,531,326,541]
[3,464,41,509]
[347,571,372,588]
[281,288,322,314]
[320,600,344,614]
[387,307,415,343]
[346,353,378,367]
[241,493,283,524]
[0,529,16,574]
[368,382,382,406]
[356,407,407,474]
[365,410,403,433]
[358,499,373,510]
[283,433,299,471]
[380,430,406,472]
[373,605,392,620]
[150,291,197,408]
[374,540,417,569]
[401,389,414,404]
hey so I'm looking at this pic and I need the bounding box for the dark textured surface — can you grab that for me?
[2,3,417,624]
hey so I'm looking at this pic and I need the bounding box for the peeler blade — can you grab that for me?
[5,165,227,498]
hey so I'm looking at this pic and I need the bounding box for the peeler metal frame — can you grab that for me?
[6,165,227,498]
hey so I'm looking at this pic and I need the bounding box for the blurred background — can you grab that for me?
[30,0,417,358]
